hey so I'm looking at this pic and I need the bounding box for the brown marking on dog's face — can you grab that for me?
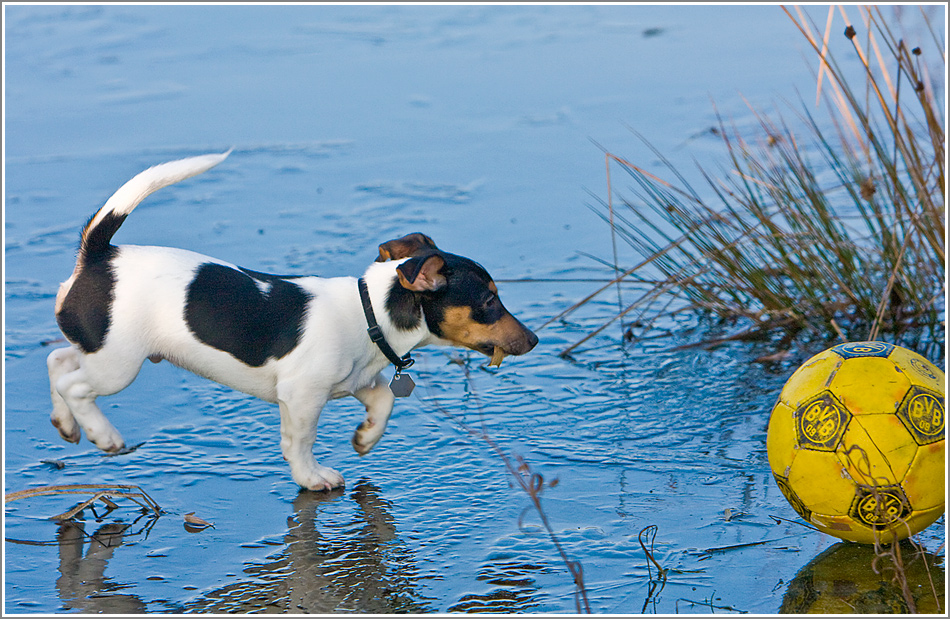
[376,233,438,262]
[420,254,536,356]
[436,305,538,357]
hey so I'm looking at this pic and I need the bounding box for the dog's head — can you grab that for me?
[377,233,538,364]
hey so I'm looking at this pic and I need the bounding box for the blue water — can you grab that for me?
[4,4,945,614]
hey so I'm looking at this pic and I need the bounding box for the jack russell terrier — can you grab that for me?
[47,152,538,491]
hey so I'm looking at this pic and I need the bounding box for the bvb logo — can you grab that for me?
[898,386,945,444]
[852,487,909,528]
[797,392,849,450]
[907,392,944,437]
[832,341,894,359]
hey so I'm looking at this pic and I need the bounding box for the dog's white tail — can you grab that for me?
[80,150,231,261]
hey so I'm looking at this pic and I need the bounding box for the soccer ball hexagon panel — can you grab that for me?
[767,341,945,544]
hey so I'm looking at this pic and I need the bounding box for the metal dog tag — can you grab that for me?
[389,373,415,398]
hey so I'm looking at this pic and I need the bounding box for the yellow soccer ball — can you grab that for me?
[767,341,945,544]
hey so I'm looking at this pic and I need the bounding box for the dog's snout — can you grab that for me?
[504,320,538,356]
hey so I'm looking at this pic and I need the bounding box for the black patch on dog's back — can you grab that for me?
[185,263,311,367]
[56,248,119,353]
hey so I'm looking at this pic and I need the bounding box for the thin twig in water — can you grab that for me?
[873,535,917,613]
[4,484,162,521]
[676,594,748,614]
[418,362,592,613]
[768,513,824,535]
[638,525,667,581]
[637,525,667,613]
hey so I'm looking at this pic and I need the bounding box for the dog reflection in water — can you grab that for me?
[55,521,146,613]
[189,480,429,613]
[46,482,424,613]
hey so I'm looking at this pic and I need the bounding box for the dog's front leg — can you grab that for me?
[351,373,396,456]
[276,381,344,492]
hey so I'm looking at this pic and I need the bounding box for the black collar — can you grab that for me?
[358,277,414,372]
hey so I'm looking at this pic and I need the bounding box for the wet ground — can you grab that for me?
[4,4,945,614]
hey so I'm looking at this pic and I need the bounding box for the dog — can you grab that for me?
[46,151,538,491]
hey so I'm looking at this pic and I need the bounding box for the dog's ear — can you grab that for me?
[376,233,439,262]
[396,253,446,292]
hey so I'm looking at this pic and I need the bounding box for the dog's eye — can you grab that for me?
[483,294,498,308]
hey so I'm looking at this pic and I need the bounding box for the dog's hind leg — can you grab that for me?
[55,367,127,452]
[47,346,82,443]
[53,351,143,453]
[351,373,396,456]
[277,380,344,492]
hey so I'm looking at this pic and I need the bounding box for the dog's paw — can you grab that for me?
[87,427,126,453]
[351,420,385,456]
[50,414,81,444]
[294,465,345,492]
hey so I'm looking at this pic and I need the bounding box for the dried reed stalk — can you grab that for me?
[4,483,162,521]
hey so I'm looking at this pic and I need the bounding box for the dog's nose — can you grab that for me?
[525,329,539,351]
[508,327,538,355]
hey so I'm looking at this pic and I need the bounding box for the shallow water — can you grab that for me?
[4,4,945,614]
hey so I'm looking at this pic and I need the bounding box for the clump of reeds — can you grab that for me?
[563,6,945,358]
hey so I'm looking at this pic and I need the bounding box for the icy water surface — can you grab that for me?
[4,4,945,614]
